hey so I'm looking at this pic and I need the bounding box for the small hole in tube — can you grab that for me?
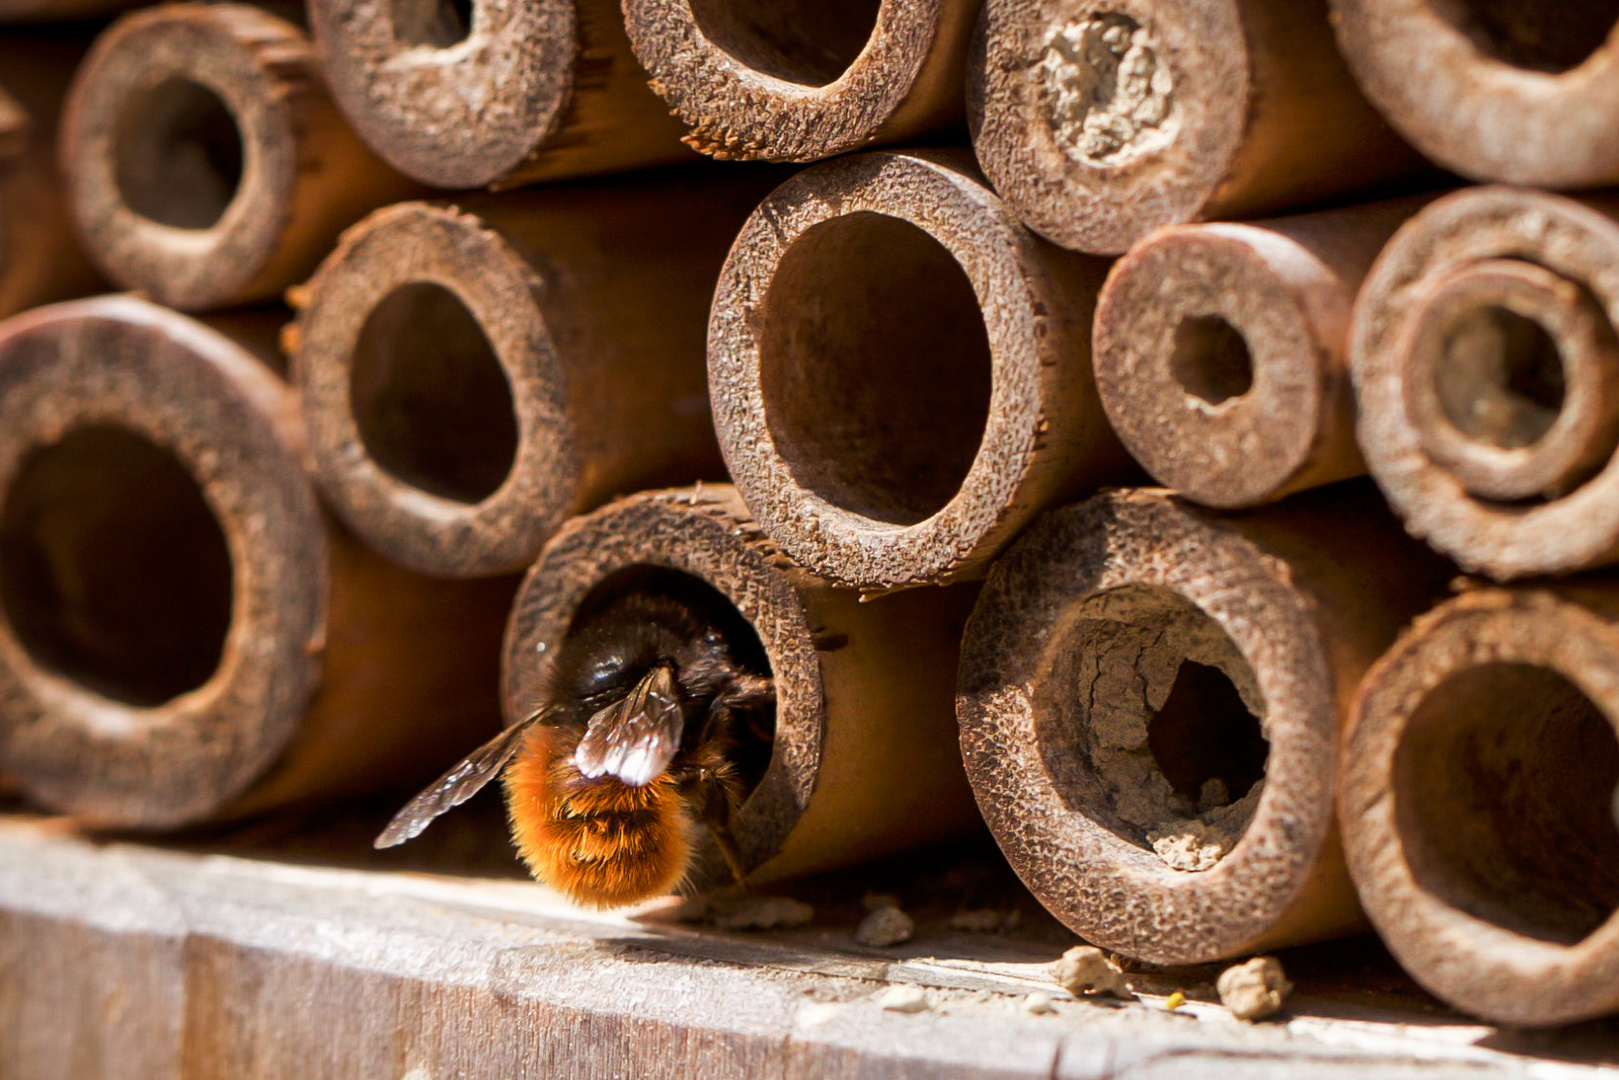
[1171,315,1253,406]
[392,0,476,48]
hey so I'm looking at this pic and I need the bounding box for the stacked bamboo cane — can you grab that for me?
[0,0,1616,1034]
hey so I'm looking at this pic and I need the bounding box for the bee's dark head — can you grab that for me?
[547,571,774,759]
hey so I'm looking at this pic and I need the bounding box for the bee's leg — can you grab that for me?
[713,673,774,743]
[678,745,750,888]
[701,794,749,889]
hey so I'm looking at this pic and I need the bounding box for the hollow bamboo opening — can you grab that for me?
[686,0,880,86]
[1431,305,1566,451]
[1429,0,1619,74]
[0,423,233,707]
[350,282,518,506]
[1394,661,1619,945]
[111,77,243,231]
[1170,315,1254,408]
[757,212,993,527]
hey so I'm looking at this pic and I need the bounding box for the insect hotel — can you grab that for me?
[2,0,1619,1074]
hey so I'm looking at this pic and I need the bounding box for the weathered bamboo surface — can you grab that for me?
[0,32,102,319]
[502,485,982,888]
[622,0,979,162]
[957,486,1451,965]
[0,297,514,827]
[1351,186,1619,579]
[294,170,773,578]
[1331,0,1619,188]
[60,2,416,311]
[708,148,1134,590]
[969,0,1429,254]
[309,0,694,189]
[1093,199,1422,508]
[1344,584,1619,1027]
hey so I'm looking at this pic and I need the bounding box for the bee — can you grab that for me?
[375,585,776,907]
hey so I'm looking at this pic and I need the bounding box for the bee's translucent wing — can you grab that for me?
[374,711,546,849]
[573,664,684,787]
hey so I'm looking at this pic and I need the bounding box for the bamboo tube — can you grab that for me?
[502,484,980,888]
[0,33,103,319]
[1351,187,1619,580]
[968,0,1429,255]
[294,171,772,579]
[708,149,1134,591]
[1330,1,1619,188]
[0,296,514,828]
[621,0,978,162]
[59,3,416,312]
[956,486,1451,965]
[308,0,693,189]
[1343,584,1619,1026]
[1093,200,1423,508]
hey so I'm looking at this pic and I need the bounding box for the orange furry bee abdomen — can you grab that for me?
[504,726,695,907]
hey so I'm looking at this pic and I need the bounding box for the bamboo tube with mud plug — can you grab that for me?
[968,0,1430,255]
[956,486,1450,964]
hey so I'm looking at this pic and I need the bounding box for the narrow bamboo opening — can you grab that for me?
[391,0,475,48]
[687,0,881,86]
[351,282,518,505]
[1434,304,1565,450]
[1394,662,1619,944]
[112,78,244,230]
[1036,584,1269,872]
[1171,314,1254,407]
[1431,0,1619,73]
[758,213,993,527]
[569,566,776,799]
[0,425,233,706]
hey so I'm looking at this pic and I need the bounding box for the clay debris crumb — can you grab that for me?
[709,895,814,931]
[875,985,930,1014]
[1053,945,1133,1000]
[1217,957,1292,1021]
[1024,991,1057,1015]
[856,906,915,947]
[1040,12,1174,164]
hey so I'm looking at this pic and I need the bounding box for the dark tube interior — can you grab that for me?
[1435,0,1619,73]
[1171,315,1254,407]
[1435,304,1565,450]
[688,0,880,86]
[351,282,519,505]
[0,425,234,706]
[1395,662,1619,944]
[758,212,993,527]
[391,0,476,48]
[113,78,244,231]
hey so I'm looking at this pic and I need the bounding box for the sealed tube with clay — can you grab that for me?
[957,485,1450,965]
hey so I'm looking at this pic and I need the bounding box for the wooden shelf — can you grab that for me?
[0,814,1614,1079]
